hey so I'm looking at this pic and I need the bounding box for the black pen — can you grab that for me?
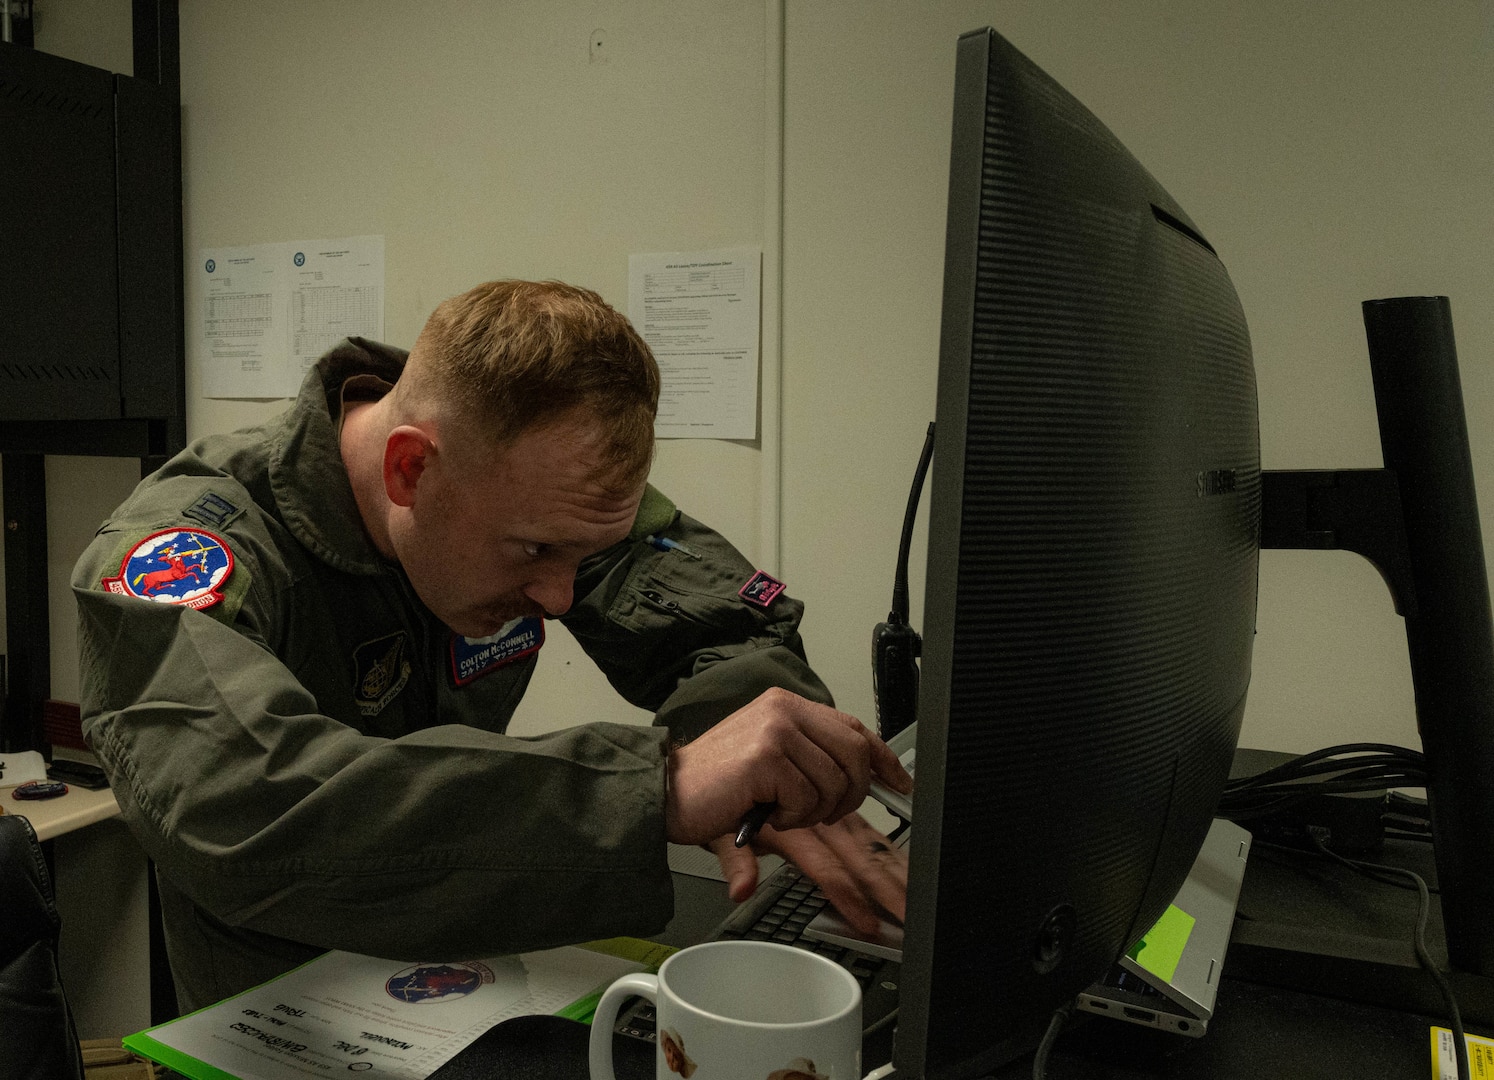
[735,801,774,848]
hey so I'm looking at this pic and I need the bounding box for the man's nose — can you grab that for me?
[525,572,574,617]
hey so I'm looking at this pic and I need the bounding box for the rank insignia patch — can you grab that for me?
[738,570,786,608]
[182,492,243,530]
[450,617,545,686]
[353,632,411,717]
[102,529,235,611]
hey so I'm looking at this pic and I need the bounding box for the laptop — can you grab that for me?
[802,729,1249,1041]
[1075,816,1252,1036]
[638,728,1247,1047]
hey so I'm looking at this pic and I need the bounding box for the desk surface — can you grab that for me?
[1,782,120,841]
[433,975,1447,1080]
[992,977,1443,1079]
[428,865,1464,1080]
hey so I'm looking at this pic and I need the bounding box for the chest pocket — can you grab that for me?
[608,545,779,650]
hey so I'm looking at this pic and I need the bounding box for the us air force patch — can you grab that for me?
[353,632,412,717]
[450,617,544,686]
[102,529,235,611]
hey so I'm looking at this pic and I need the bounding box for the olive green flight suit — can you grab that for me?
[71,338,832,1012]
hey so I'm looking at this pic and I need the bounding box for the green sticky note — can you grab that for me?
[578,936,678,970]
[1127,904,1195,982]
[563,938,680,1024]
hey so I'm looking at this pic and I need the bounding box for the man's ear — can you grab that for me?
[383,426,437,509]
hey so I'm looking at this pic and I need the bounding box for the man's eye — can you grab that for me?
[522,542,547,558]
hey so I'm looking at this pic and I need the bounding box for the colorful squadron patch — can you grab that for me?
[385,961,495,1004]
[102,529,234,611]
[738,569,786,608]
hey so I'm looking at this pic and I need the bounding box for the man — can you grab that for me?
[73,279,911,1012]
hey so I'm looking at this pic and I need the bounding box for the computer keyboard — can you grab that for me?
[716,864,892,981]
[614,862,902,1044]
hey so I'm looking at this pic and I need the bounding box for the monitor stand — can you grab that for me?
[1225,824,1494,1028]
[1256,296,1494,1014]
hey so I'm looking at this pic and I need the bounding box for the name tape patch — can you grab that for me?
[451,617,545,686]
[102,528,234,611]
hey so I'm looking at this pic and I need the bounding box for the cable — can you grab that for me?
[1223,743,1425,793]
[890,423,936,626]
[1225,746,1463,1076]
[1031,1001,1073,1080]
[1254,837,1440,895]
[1305,831,1469,1080]
[863,1005,899,1040]
[1389,791,1431,813]
[1218,743,1428,823]
[872,422,935,740]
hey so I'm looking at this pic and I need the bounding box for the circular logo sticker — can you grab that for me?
[102,528,235,611]
[385,962,494,1004]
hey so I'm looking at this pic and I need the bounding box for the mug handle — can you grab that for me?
[588,972,658,1080]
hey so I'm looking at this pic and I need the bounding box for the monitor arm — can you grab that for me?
[1261,468,1415,617]
[1258,296,1494,981]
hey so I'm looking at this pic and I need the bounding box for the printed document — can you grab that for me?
[198,235,384,399]
[628,247,760,440]
[123,941,665,1080]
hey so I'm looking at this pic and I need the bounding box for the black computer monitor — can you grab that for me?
[895,28,1261,1077]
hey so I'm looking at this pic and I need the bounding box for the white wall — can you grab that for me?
[780,1,1494,754]
[177,0,779,731]
[22,0,1494,755]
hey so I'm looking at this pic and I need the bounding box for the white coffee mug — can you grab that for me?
[589,940,862,1080]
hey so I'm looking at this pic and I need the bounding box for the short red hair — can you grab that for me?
[400,280,659,490]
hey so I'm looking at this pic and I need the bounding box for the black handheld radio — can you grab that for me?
[872,422,935,742]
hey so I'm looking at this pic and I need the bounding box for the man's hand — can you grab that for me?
[664,687,912,847]
[709,814,909,937]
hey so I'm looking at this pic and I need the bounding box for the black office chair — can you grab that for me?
[0,813,85,1080]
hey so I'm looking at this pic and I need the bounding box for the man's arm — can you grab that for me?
[562,495,913,927]
[665,690,913,937]
[662,687,905,843]
[73,516,678,963]
[561,500,835,742]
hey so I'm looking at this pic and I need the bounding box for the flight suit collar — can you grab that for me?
[268,337,409,576]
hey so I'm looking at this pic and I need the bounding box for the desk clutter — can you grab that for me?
[0,749,50,788]
[80,1038,160,1080]
[0,749,110,803]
